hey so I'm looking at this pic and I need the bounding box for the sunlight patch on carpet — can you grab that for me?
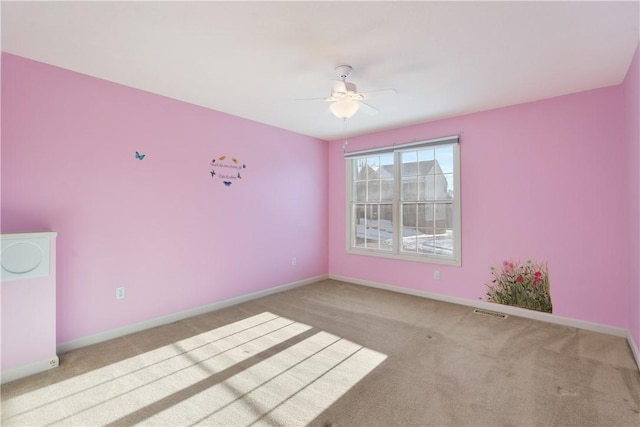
[2,312,310,426]
[1,312,387,426]
[142,331,387,426]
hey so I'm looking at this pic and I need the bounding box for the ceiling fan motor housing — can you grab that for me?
[335,65,353,79]
[333,81,358,97]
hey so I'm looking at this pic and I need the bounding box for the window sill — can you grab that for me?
[346,248,461,267]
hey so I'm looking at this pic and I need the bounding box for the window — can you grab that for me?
[346,136,461,266]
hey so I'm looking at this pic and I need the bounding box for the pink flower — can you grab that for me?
[516,275,524,283]
[503,260,515,274]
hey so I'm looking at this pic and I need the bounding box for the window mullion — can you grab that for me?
[393,151,401,254]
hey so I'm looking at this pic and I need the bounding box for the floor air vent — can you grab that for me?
[473,308,508,319]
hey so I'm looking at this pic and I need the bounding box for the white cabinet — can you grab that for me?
[1,232,58,383]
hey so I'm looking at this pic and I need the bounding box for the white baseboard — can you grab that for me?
[57,274,328,354]
[53,272,640,373]
[330,274,639,370]
[628,330,640,372]
[1,355,59,384]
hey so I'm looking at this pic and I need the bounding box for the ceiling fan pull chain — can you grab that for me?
[342,118,349,153]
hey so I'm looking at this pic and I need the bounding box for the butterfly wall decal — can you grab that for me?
[237,173,242,179]
[135,151,146,160]
[223,181,232,187]
[210,170,216,177]
[219,155,226,161]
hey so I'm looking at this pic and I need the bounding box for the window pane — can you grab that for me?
[366,157,380,179]
[417,203,435,254]
[353,204,366,248]
[434,174,449,200]
[435,146,454,174]
[419,162,432,176]
[379,204,394,251]
[417,230,436,254]
[401,228,418,253]
[380,204,393,223]
[354,204,393,251]
[417,203,434,229]
[370,155,391,179]
[418,149,434,164]
[379,154,394,179]
[420,175,435,201]
[367,181,380,202]
[435,203,453,231]
[402,178,418,201]
[355,181,366,202]
[381,179,393,201]
[401,203,417,227]
[433,203,454,256]
[442,173,454,198]
[401,152,418,177]
[355,159,367,180]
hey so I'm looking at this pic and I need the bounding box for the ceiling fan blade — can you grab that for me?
[358,101,380,116]
[360,88,398,99]
[295,96,330,101]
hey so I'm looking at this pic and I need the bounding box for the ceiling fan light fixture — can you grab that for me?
[330,98,360,119]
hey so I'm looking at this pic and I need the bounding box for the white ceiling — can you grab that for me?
[2,1,639,141]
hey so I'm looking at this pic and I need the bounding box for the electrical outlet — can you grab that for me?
[292,257,297,266]
[115,286,126,300]
[434,271,440,280]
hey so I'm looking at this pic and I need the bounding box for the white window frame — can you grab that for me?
[345,136,461,266]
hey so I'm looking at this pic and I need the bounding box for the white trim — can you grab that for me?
[627,330,640,372]
[344,157,352,253]
[329,274,631,339]
[1,355,59,384]
[57,275,328,354]
[345,248,462,266]
[1,231,57,239]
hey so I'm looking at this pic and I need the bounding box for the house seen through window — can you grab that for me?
[346,136,461,266]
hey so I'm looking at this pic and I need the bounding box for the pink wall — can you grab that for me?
[2,50,637,348]
[1,54,328,344]
[329,85,630,328]
[625,43,640,347]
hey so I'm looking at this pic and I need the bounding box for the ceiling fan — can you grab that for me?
[301,65,396,119]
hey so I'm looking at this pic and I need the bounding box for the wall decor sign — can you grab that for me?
[210,155,246,187]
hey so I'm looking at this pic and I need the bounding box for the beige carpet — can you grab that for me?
[2,279,639,426]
